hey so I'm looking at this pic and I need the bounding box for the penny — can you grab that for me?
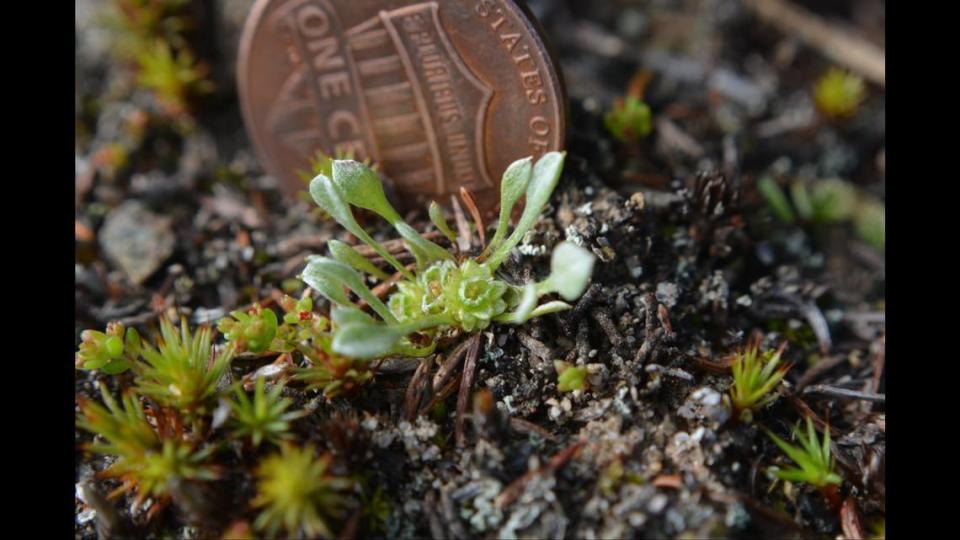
[237,0,566,216]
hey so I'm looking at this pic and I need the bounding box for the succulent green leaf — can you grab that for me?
[540,241,596,301]
[429,201,458,245]
[789,181,814,221]
[493,283,538,324]
[485,156,533,255]
[328,239,391,281]
[527,301,572,318]
[556,363,588,392]
[301,257,396,324]
[331,160,403,223]
[332,160,450,267]
[758,177,795,224]
[101,359,132,375]
[488,152,566,269]
[330,305,379,328]
[854,198,885,250]
[300,256,353,307]
[331,322,405,360]
[309,173,412,279]
[393,221,453,268]
[332,314,449,359]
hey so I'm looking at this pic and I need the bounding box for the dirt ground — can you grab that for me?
[75,1,884,538]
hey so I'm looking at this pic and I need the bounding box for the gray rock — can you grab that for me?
[99,201,176,284]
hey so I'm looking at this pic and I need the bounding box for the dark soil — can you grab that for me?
[76,0,885,538]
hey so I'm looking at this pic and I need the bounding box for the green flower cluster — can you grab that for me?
[390,259,509,332]
[301,152,597,359]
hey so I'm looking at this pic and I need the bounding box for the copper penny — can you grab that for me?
[237,0,566,215]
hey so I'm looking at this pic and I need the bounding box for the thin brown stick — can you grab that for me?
[418,376,460,417]
[495,441,584,508]
[432,338,474,393]
[743,0,884,86]
[454,334,482,447]
[450,194,473,253]
[509,417,558,442]
[841,496,866,540]
[459,187,486,249]
[802,385,885,403]
[403,358,434,421]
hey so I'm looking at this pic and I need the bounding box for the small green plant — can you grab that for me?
[252,444,355,539]
[301,152,596,359]
[107,0,192,55]
[218,304,279,353]
[134,318,235,424]
[134,40,212,114]
[271,295,375,398]
[854,197,885,250]
[360,487,392,534]
[766,416,842,489]
[757,176,884,250]
[555,361,589,392]
[813,67,866,118]
[604,96,653,143]
[76,321,141,374]
[229,378,306,448]
[727,337,791,422]
[77,383,219,504]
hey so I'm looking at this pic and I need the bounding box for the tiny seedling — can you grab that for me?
[134,40,212,114]
[229,377,306,448]
[76,321,141,374]
[252,443,355,539]
[854,197,885,250]
[756,176,884,250]
[728,337,791,423]
[604,96,653,143]
[813,67,866,118]
[134,317,235,424]
[273,295,375,398]
[766,416,842,489]
[555,361,589,392]
[77,383,218,505]
[218,304,279,353]
[301,152,596,360]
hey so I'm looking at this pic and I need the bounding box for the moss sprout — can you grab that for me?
[77,383,219,504]
[813,67,867,118]
[218,304,279,354]
[252,444,355,538]
[604,96,653,143]
[555,361,589,392]
[766,416,842,489]
[229,378,306,448]
[134,317,235,424]
[727,337,791,422]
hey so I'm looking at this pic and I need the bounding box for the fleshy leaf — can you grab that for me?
[309,173,412,279]
[493,283,537,324]
[332,160,450,267]
[301,257,396,324]
[488,152,566,269]
[429,201,458,245]
[527,301,572,318]
[332,314,450,359]
[485,157,533,255]
[331,322,404,360]
[328,239,391,281]
[301,256,353,307]
[540,241,596,301]
[758,177,795,224]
